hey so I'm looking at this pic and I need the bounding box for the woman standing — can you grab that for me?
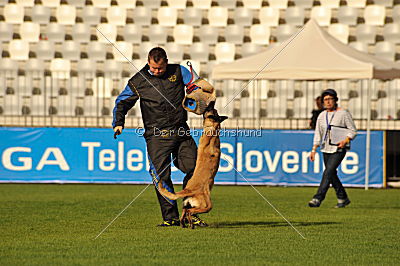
[308,89,357,208]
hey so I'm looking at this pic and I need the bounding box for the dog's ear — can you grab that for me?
[218,116,228,123]
[207,115,218,121]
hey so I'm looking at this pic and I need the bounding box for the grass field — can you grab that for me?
[0,184,399,265]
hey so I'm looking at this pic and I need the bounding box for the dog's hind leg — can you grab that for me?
[180,208,188,228]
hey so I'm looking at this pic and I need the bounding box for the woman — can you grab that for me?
[308,89,357,208]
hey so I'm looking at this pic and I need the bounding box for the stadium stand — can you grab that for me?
[0,0,399,130]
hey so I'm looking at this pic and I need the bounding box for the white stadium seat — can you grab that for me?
[157,7,178,27]
[250,24,271,45]
[215,42,235,63]
[9,40,29,60]
[259,7,280,27]
[20,22,40,43]
[173,25,194,45]
[364,5,386,26]
[4,4,24,24]
[208,7,228,27]
[311,6,332,27]
[328,24,349,44]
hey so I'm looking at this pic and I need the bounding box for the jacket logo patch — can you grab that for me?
[168,75,177,82]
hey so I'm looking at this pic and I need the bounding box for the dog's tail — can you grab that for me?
[158,182,194,201]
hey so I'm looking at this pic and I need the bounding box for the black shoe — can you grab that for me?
[335,198,351,208]
[191,215,208,227]
[308,198,321,207]
[157,219,180,227]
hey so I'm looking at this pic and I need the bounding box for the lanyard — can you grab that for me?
[324,111,336,142]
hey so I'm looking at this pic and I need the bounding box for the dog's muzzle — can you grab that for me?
[183,79,216,115]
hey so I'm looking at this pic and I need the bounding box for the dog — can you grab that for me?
[158,108,227,228]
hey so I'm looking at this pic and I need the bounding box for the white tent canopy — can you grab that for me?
[212,19,400,80]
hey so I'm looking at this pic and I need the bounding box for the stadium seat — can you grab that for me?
[56,5,76,25]
[157,7,178,27]
[364,5,386,26]
[173,25,193,45]
[240,43,264,57]
[259,7,280,27]
[310,6,332,27]
[106,6,127,26]
[192,0,212,9]
[319,0,340,8]
[9,40,29,60]
[199,25,219,44]
[233,7,253,26]
[132,7,152,25]
[268,0,288,9]
[215,42,235,63]
[4,4,24,24]
[16,0,34,7]
[117,0,136,8]
[224,25,244,44]
[393,5,400,23]
[166,0,187,9]
[82,6,101,25]
[138,42,155,59]
[96,24,117,43]
[61,41,81,60]
[165,43,184,63]
[349,41,368,53]
[183,8,202,26]
[72,23,91,43]
[35,40,55,60]
[376,98,397,119]
[50,58,71,79]
[87,42,107,61]
[242,0,262,9]
[292,0,313,8]
[19,22,40,43]
[276,24,297,42]
[346,0,366,8]
[189,42,209,62]
[45,23,65,42]
[113,41,133,62]
[379,0,394,7]
[32,5,51,24]
[355,24,376,44]
[142,0,161,8]
[0,22,13,42]
[337,6,358,26]
[208,7,228,27]
[250,24,271,45]
[148,25,168,44]
[42,0,61,7]
[240,97,260,118]
[285,7,305,26]
[216,0,236,8]
[3,95,19,115]
[31,95,46,116]
[92,0,111,8]
[328,24,349,44]
[68,0,86,6]
[374,41,396,61]
[123,24,142,43]
[383,23,400,43]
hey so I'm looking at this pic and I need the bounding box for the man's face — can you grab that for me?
[148,58,167,77]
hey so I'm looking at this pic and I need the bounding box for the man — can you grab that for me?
[112,47,207,227]
[308,89,357,208]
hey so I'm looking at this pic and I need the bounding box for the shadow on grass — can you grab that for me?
[210,221,340,228]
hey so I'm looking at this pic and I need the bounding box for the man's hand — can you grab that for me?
[309,151,316,162]
[338,137,350,148]
[114,126,123,139]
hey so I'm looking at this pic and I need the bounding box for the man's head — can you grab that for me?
[148,47,168,77]
[321,89,338,110]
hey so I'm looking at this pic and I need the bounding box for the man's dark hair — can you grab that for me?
[148,47,168,63]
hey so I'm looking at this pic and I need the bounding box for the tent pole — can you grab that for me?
[365,79,371,190]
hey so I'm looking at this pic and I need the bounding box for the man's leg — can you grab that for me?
[328,151,348,200]
[313,153,333,202]
[146,137,179,221]
[172,136,197,189]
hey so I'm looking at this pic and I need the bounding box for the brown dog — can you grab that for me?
[158,108,227,228]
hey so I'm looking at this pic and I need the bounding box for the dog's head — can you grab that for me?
[203,107,228,132]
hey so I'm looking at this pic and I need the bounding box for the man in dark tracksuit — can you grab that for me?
[112,47,207,227]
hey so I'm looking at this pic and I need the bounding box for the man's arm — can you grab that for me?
[112,82,140,135]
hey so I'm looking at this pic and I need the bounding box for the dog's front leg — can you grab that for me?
[180,209,187,228]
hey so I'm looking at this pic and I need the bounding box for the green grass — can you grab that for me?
[0,184,399,265]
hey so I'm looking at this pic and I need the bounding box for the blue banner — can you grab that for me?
[0,128,383,187]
